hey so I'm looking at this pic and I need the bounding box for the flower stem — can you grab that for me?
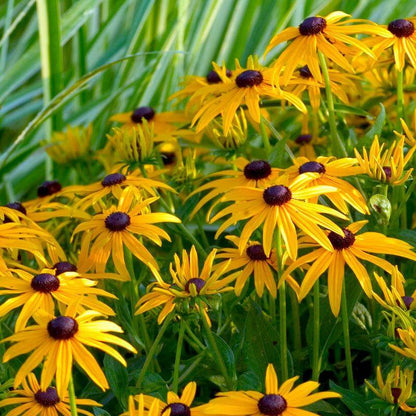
[172,318,186,393]
[68,376,78,416]
[341,282,354,390]
[136,314,173,388]
[318,51,347,158]
[312,281,321,381]
[391,405,399,416]
[397,68,405,122]
[260,116,271,156]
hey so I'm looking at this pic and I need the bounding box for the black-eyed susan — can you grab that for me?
[0,265,115,331]
[136,246,234,324]
[290,133,326,160]
[395,111,416,146]
[365,366,416,412]
[204,363,340,416]
[265,11,382,85]
[283,156,368,215]
[390,327,416,362]
[354,136,416,185]
[0,372,100,416]
[2,303,137,395]
[122,394,160,416]
[281,220,416,316]
[214,235,298,298]
[209,174,347,260]
[72,187,180,278]
[191,56,306,134]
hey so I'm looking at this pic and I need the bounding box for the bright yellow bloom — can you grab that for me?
[2,303,137,395]
[354,136,416,185]
[395,111,416,146]
[0,372,100,416]
[136,246,234,324]
[44,125,92,164]
[204,364,340,416]
[123,394,160,416]
[281,221,416,316]
[365,366,416,412]
[265,11,381,85]
[72,187,180,279]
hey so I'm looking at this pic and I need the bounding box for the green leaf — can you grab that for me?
[334,103,370,117]
[364,104,386,142]
[329,381,370,416]
[104,355,129,408]
[209,332,236,381]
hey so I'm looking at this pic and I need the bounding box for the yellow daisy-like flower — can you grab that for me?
[136,246,234,324]
[354,136,416,185]
[210,174,347,260]
[265,11,382,85]
[44,125,92,164]
[290,133,326,160]
[72,187,180,278]
[370,18,416,71]
[283,156,368,215]
[281,220,416,316]
[215,235,298,298]
[191,56,306,134]
[0,265,115,331]
[365,366,416,412]
[2,303,137,395]
[390,327,416,362]
[0,373,100,416]
[395,111,416,146]
[123,394,160,416]
[205,364,340,416]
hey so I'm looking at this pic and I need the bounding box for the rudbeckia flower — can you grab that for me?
[123,394,159,416]
[136,246,234,324]
[204,364,340,416]
[0,265,115,331]
[290,133,326,160]
[354,136,416,185]
[215,235,298,297]
[0,372,100,416]
[281,221,416,316]
[283,156,368,215]
[390,327,416,362]
[191,56,306,134]
[395,111,416,146]
[209,174,347,260]
[2,303,137,395]
[265,11,381,85]
[72,187,180,278]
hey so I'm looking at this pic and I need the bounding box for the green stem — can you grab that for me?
[312,282,321,381]
[136,314,173,388]
[68,376,78,416]
[172,318,186,393]
[397,69,405,122]
[391,405,399,416]
[260,116,271,156]
[197,300,233,389]
[318,51,347,158]
[289,289,302,363]
[341,282,354,390]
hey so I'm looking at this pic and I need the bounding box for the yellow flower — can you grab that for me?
[0,372,100,416]
[204,364,340,416]
[395,110,416,146]
[2,303,137,395]
[281,221,416,316]
[72,187,180,278]
[191,56,306,134]
[122,394,160,416]
[354,136,416,185]
[265,11,381,85]
[136,246,234,324]
[290,133,326,160]
[44,125,92,164]
[0,265,115,331]
[365,366,416,412]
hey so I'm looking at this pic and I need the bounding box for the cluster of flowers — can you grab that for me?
[2,10,416,416]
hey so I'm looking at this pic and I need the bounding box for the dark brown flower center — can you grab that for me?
[185,278,206,294]
[388,19,415,37]
[257,394,287,415]
[235,70,263,88]
[105,212,131,231]
[391,387,402,404]
[53,261,78,276]
[3,201,27,223]
[161,151,177,166]
[162,403,191,416]
[37,181,62,197]
[31,273,60,293]
[206,69,232,84]
[400,296,414,310]
[131,106,155,123]
[299,161,326,174]
[101,173,126,187]
[382,166,392,181]
[295,134,312,145]
[299,65,313,78]
[328,229,355,250]
[244,160,272,180]
[34,387,60,407]
[47,316,78,340]
[263,186,292,206]
[299,17,327,36]
[246,245,269,261]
